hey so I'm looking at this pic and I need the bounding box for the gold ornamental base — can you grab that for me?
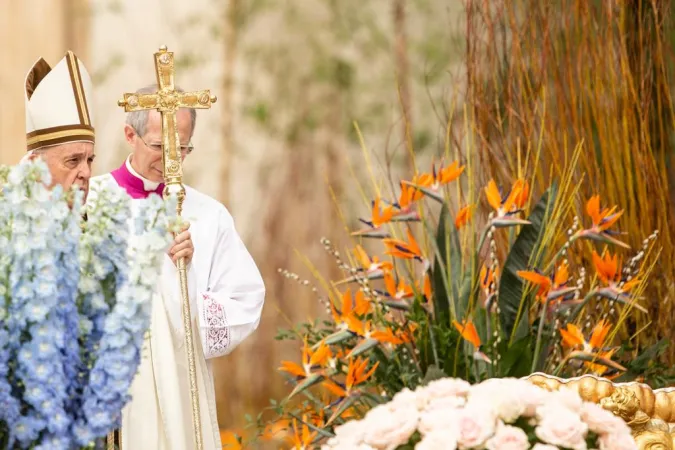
[525,373,675,449]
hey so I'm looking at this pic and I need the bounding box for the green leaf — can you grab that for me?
[347,338,379,358]
[421,364,447,385]
[614,339,669,383]
[498,184,559,341]
[431,205,462,324]
[288,373,323,399]
[326,395,359,425]
[498,334,534,377]
[321,330,353,346]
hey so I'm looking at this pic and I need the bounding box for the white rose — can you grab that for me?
[333,420,367,444]
[455,405,497,449]
[421,378,471,398]
[392,388,427,411]
[535,406,588,450]
[548,387,584,413]
[362,404,419,450]
[598,432,638,450]
[424,395,466,413]
[418,408,460,436]
[468,378,530,422]
[485,423,530,450]
[580,402,632,436]
[415,430,458,450]
[532,444,560,450]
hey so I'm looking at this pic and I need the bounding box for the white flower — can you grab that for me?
[415,430,457,450]
[535,406,588,450]
[580,402,631,436]
[485,423,529,450]
[532,445,560,450]
[548,387,584,413]
[333,419,367,444]
[424,395,466,413]
[455,404,497,449]
[418,407,460,436]
[361,404,419,450]
[597,432,638,450]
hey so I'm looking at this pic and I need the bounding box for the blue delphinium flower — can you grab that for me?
[74,189,174,443]
[0,159,175,448]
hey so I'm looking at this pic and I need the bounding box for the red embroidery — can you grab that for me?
[202,293,229,356]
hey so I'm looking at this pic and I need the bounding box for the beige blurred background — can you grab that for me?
[0,0,463,438]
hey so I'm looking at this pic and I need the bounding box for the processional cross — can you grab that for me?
[114,45,217,450]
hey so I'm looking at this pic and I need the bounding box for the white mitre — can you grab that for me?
[24,50,95,152]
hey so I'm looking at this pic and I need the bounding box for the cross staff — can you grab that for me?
[116,45,216,450]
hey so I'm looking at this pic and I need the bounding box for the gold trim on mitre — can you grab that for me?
[24,50,95,151]
[26,125,95,151]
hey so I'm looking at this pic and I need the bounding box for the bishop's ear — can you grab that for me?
[123,124,138,146]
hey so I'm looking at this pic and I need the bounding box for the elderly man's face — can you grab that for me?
[124,109,193,183]
[32,142,95,202]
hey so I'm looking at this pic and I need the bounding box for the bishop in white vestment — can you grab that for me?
[90,86,265,449]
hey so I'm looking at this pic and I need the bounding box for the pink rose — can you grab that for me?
[598,432,638,450]
[415,430,458,450]
[485,423,530,450]
[532,445,560,450]
[333,420,367,444]
[455,406,497,449]
[392,388,427,411]
[548,387,583,413]
[423,378,471,398]
[535,407,588,450]
[424,395,466,413]
[418,408,460,436]
[580,403,631,436]
[362,404,419,450]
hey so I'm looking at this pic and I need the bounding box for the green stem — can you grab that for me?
[543,233,579,273]
[530,300,549,373]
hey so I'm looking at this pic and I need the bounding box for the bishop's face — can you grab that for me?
[125,109,193,183]
[33,142,96,203]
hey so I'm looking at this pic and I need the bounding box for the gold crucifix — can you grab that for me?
[116,45,216,450]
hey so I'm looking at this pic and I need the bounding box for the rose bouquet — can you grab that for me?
[322,377,637,450]
[0,159,177,449]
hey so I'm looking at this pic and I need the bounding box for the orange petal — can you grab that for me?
[353,290,370,316]
[423,273,432,300]
[310,341,331,367]
[322,380,347,398]
[384,272,397,298]
[517,270,552,290]
[620,278,641,293]
[589,320,610,349]
[512,179,529,208]
[341,288,354,317]
[560,324,585,348]
[279,361,307,378]
[598,208,623,232]
[553,262,569,287]
[453,319,481,348]
[586,196,601,225]
[485,180,502,211]
[455,205,472,229]
[353,245,371,269]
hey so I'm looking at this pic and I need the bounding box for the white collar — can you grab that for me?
[126,155,161,191]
